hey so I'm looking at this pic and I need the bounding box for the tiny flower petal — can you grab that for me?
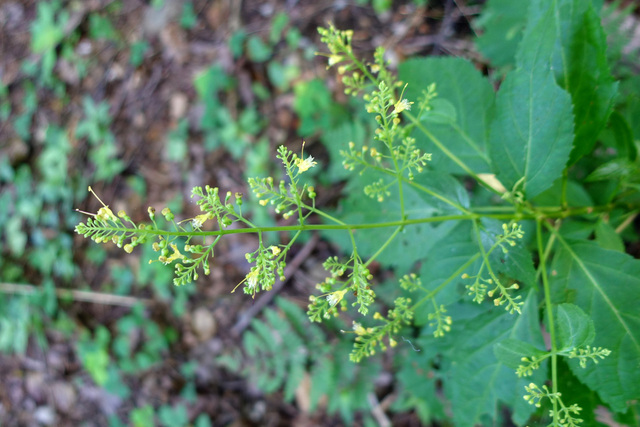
[246,268,259,290]
[326,289,347,307]
[393,98,413,114]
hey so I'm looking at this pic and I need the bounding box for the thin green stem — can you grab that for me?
[537,218,559,424]
[411,251,482,312]
[81,202,624,242]
[364,226,402,268]
[535,220,560,287]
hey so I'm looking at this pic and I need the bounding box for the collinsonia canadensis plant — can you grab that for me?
[76,1,640,425]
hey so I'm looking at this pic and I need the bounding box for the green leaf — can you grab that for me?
[229,30,247,59]
[130,405,154,427]
[594,219,625,252]
[600,111,637,161]
[30,2,68,53]
[549,2,617,164]
[585,159,638,183]
[246,35,271,62]
[400,57,494,174]
[488,65,574,198]
[393,348,446,423]
[474,0,529,67]
[158,404,188,427]
[179,1,197,29]
[310,357,333,411]
[555,303,595,351]
[551,239,640,412]
[129,41,149,67]
[494,338,546,370]
[438,291,547,426]
[487,1,575,198]
[420,98,457,124]
[89,14,119,41]
[6,216,27,257]
[533,179,594,207]
[269,12,289,44]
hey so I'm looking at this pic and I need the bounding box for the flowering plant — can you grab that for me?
[77,9,640,426]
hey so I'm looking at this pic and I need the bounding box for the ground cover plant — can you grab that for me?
[2,0,640,425]
[74,0,640,425]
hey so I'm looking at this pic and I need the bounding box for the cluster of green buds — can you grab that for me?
[427,303,452,338]
[516,354,545,378]
[399,273,422,292]
[235,243,286,298]
[461,222,527,314]
[75,187,152,255]
[524,383,584,426]
[307,254,377,322]
[191,185,245,229]
[497,222,525,253]
[249,144,317,221]
[349,297,413,362]
[566,345,612,368]
[317,24,366,96]
[462,272,523,314]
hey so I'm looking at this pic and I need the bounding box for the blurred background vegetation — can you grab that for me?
[1,0,639,426]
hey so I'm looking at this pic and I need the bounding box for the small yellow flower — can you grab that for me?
[96,206,117,222]
[328,54,344,66]
[393,83,413,114]
[295,155,317,173]
[191,213,211,229]
[352,322,367,335]
[295,141,317,173]
[246,268,259,291]
[326,289,348,307]
[393,98,413,114]
[162,243,186,265]
[269,246,281,256]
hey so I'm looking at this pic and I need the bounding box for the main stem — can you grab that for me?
[537,218,559,423]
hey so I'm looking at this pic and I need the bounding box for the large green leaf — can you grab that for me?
[434,291,546,426]
[551,1,617,163]
[399,57,494,174]
[551,239,640,412]
[488,3,575,198]
[524,0,617,164]
[488,47,574,197]
[474,0,605,69]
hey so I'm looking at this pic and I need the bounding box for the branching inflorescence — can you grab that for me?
[75,23,619,426]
